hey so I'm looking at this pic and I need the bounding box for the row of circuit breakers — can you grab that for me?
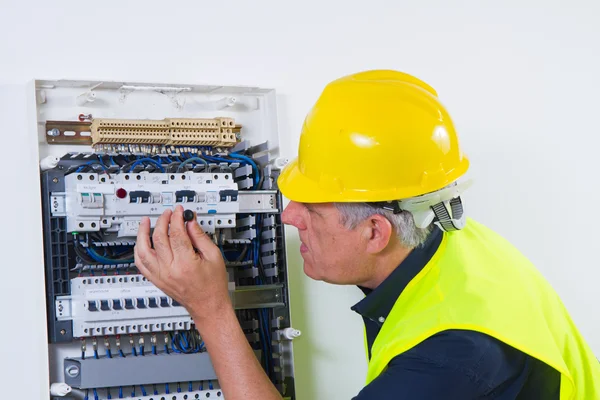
[41,116,296,400]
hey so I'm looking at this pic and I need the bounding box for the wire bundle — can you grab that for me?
[73,233,134,266]
[169,330,205,354]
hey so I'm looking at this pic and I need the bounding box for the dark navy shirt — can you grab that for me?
[351,227,560,399]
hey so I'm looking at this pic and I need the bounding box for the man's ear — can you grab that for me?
[363,214,394,254]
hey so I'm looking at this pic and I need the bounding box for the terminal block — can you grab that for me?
[91,117,238,147]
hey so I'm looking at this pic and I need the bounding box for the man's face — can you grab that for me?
[281,201,371,285]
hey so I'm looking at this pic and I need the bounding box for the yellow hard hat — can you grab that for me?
[277,70,470,203]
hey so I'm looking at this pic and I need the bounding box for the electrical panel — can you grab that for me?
[35,80,296,400]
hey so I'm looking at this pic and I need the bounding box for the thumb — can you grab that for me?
[186,217,219,258]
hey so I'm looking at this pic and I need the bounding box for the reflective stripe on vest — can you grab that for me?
[365,219,600,399]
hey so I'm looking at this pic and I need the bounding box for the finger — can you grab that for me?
[186,213,220,260]
[134,245,154,278]
[152,208,174,265]
[169,205,196,257]
[135,216,159,273]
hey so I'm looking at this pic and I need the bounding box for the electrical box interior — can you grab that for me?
[34,79,296,400]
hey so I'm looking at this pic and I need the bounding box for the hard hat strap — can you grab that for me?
[368,179,471,232]
[430,197,466,232]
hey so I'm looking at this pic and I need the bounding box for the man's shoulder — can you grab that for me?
[399,329,526,372]
[353,329,532,399]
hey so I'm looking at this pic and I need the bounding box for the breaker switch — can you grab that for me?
[148,298,158,308]
[136,298,147,309]
[124,299,135,310]
[88,301,98,312]
[219,189,239,202]
[129,191,151,203]
[112,299,122,310]
[160,297,170,307]
[175,190,196,203]
[100,300,110,311]
[81,193,104,209]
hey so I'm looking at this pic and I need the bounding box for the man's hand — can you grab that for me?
[134,205,283,400]
[134,205,231,321]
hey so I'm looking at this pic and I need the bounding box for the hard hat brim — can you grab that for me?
[277,156,470,204]
[277,158,326,203]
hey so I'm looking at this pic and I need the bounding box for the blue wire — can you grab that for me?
[119,349,126,358]
[84,389,89,400]
[106,349,112,358]
[129,158,165,172]
[132,346,137,357]
[164,344,169,354]
[76,161,108,173]
[171,339,180,354]
[209,380,214,390]
[154,384,158,395]
[97,155,109,169]
[93,349,99,359]
[259,308,273,379]
[165,383,170,394]
[258,312,269,375]
[152,345,157,355]
[131,386,136,397]
[107,388,112,399]
[118,387,123,399]
[201,153,233,165]
[189,382,193,392]
[229,153,260,186]
[139,345,144,356]
[140,385,147,396]
[109,156,116,165]
[176,157,208,172]
[86,248,134,265]
[93,388,99,400]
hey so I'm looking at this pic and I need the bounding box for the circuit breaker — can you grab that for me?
[35,80,296,400]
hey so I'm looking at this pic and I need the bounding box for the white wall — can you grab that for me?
[1,1,599,399]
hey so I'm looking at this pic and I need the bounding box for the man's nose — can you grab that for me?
[281,201,307,230]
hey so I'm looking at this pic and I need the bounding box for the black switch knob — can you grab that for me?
[88,301,98,312]
[183,209,194,222]
[100,300,110,311]
[136,298,146,309]
[112,299,122,310]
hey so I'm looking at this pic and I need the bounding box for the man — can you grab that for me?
[134,70,600,399]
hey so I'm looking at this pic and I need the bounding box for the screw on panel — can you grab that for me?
[48,128,60,137]
[65,365,79,377]
[60,329,66,335]
[52,178,59,184]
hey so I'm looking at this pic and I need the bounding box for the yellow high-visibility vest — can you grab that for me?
[366,219,600,399]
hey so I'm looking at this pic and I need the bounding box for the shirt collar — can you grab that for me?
[351,226,443,326]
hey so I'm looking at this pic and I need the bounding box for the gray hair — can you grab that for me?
[333,203,432,248]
